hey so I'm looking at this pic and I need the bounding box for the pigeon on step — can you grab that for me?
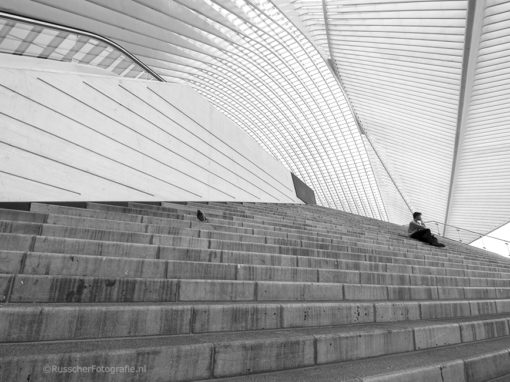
[197,209,208,222]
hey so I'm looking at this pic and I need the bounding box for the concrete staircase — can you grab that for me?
[1,201,510,381]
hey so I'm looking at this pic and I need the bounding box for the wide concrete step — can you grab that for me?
[489,373,510,382]
[1,200,508,382]
[26,203,403,246]
[23,204,502,274]
[130,204,510,263]
[83,203,360,236]
[0,211,494,267]
[181,201,396,230]
[0,221,506,279]
[4,274,338,303]
[242,204,507,265]
[26,204,509,267]
[195,201,506,257]
[1,211,494,272]
[36,226,510,276]
[24,204,437,248]
[196,201,492,247]
[89,202,465,252]
[87,202,386,235]
[0,219,425,254]
[151,201,410,241]
[207,201,501,266]
[0,208,395,251]
[208,335,510,382]
[2,235,510,290]
[6,249,509,298]
[6,271,510,304]
[2,251,510,296]
[1,316,509,381]
[1,221,507,279]
[2,299,510,342]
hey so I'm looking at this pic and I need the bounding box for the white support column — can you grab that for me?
[443,0,486,234]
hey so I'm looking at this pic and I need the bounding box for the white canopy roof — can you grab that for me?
[275,0,510,241]
[1,0,509,241]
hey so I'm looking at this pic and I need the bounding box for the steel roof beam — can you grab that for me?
[444,0,486,234]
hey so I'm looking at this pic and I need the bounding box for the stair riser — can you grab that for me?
[91,204,409,246]
[96,203,408,236]
[0,221,449,260]
[362,348,510,382]
[3,247,509,290]
[24,206,458,252]
[1,199,507,382]
[44,227,471,261]
[26,202,481,248]
[135,203,461,250]
[1,234,507,282]
[0,344,212,382]
[0,211,392,249]
[86,205,454,257]
[86,203,372,234]
[46,212,451,256]
[1,318,509,381]
[0,275,12,303]
[5,270,510,303]
[2,301,510,342]
[17,206,500,266]
[9,275,180,303]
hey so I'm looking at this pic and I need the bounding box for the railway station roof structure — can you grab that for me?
[1,0,509,243]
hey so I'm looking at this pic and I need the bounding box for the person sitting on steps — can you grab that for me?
[408,212,445,247]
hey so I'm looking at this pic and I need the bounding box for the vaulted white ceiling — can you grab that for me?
[0,0,391,220]
[276,0,510,242]
[1,0,509,242]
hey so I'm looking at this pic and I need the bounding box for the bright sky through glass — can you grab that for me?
[471,222,510,258]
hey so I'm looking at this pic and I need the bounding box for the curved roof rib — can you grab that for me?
[277,0,510,241]
[0,0,388,219]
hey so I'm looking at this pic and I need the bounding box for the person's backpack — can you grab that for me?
[196,209,208,222]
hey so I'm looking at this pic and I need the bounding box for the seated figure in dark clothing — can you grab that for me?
[408,212,445,247]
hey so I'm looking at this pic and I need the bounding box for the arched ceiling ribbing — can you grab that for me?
[277,0,510,241]
[3,0,509,241]
[0,0,389,219]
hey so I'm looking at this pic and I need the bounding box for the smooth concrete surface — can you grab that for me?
[0,342,214,382]
[460,318,509,342]
[191,303,281,333]
[9,274,179,303]
[0,66,300,203]
[0,305,193,341]
[22,207,510,274]
[213,336,315,377]
[281,303,375,328]
[375,302,421,322]
[1,201,510,381]
[315,327,414,363]
[414,323,461,350]
[2,316,510,381]
[209,337,510,382]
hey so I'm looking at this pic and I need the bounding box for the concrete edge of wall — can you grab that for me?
[291,173,316,205]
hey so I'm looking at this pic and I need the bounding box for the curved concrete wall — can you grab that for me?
[0,57,300,203]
